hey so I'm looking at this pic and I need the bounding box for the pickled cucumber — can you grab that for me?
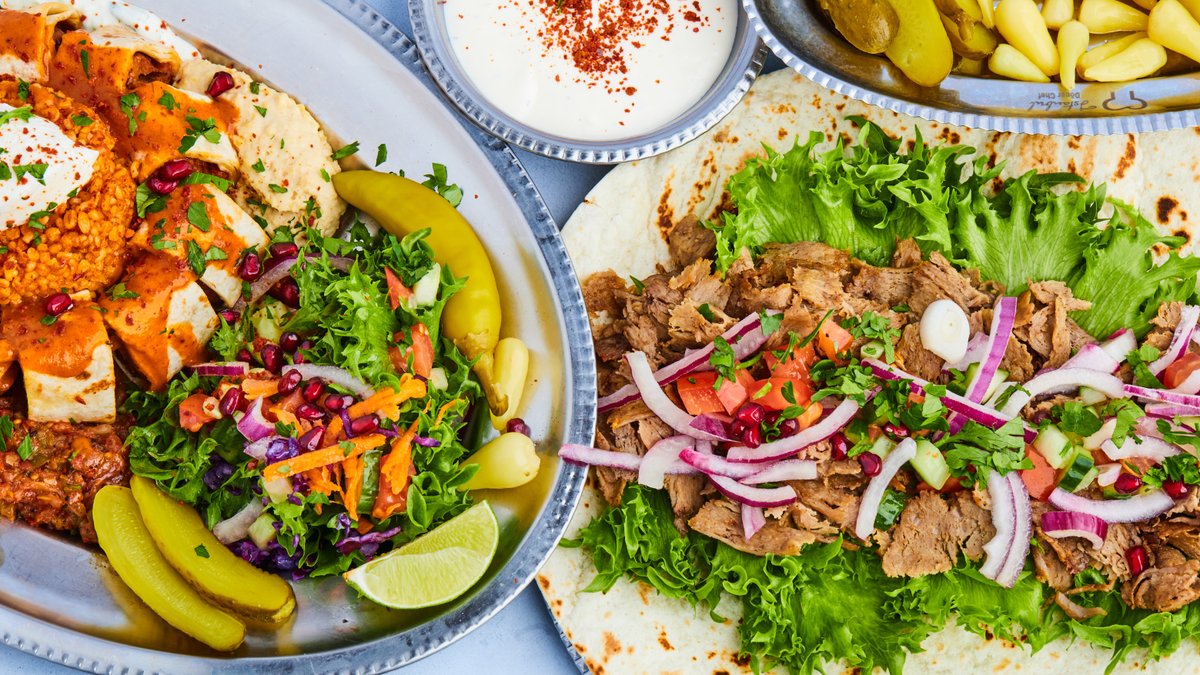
[93,485,246,651]
[130,476,295,624]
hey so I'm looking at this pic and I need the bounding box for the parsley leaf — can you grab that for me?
[186,201,211,232]
[119,93,141,135]
[186,240,206,276]
[16,435,34,461]
[844,311,901,362]
[1125,344,1163,389]
[943,418,1031,486]
[1140,453,1200,488]
[330,141,359,161]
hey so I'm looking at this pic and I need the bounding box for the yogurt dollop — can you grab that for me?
[444,0,737,141]
[0,104,99,229]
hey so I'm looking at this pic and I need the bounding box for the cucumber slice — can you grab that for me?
[964,364,1008,400]
[248,513,278,550]
[1058,451,1097,493]
[1079,386,1107,406]
[861,340,886,359]
[910,439,950,489]
[1034,424,1072,469]
[869,436,895,459]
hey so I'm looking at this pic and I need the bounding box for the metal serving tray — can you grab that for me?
[747,0,1200,135]
[0,0,596,672]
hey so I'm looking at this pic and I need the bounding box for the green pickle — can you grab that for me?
[130,476,296,624]
[92,485,246,651]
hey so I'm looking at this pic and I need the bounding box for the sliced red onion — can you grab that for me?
[213,499,264,545]
[980,469,1015,581]
[1048,487,1175,523]
[1136,415,1196,438]
[638,436,696,490]
[1100,436,1180,461]
[236,398,274,442]
[695,440,713,454]
[1102,329,1137,363]
[864,359,1036,443]
[709,474,797,508]
[1096,463,1123,488]
[996,472,1032,588]
[598,311,776,413]
[1126,384,1200,408]
[1144,405,1200,422]
[855,438,917,540]
[726,398,864,463]
[191,361,250,378]
[948,296,1016,435]
[1082,418,1116,450]
[945,332,989,372]
[283,364,374,398]
[741,505,766,540]
[1040,510,1109,550]
[1061,343,1120,374]
[627,351,726,442]
[559,444,643,471]
[998,369,1126,417]
[689,414,736,442]
[1172,370,1200,396]
[1149,305,1200,375]
[679,448,761,480]
[742,460,818,484]
[243,435,277,461]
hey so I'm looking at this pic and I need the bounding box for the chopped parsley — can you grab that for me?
[194,544,210,559]
[186,240,207,276]
[158,91,178,110]
[268,183,288,194]
[375,143,388,166]
[628,276,644,295]
[106,282,139,300]
[186,201,211,232]
[119,93,143,135]
[844,311,901,362]
[71,113,93,127]
[0,106,32,125]
[1140,452,1200,488]
[15,435,33,461]
[80,48,90,78]
[697,303,716,322]
[254,104,268,117]
[330,141,359,161]
[16,80,29,101]
[943,418,1031,486]
[251,159,265,173]
[1126,344,1162,389]
[179,116,221,154]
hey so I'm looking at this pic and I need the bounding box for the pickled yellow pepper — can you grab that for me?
[333,171,507,413]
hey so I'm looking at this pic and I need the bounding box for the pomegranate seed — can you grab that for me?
[294,339,313,364]
[883,423,909,439]
[731,419,748,437]
[219,309,239,324]
[260,344,284,374]
[831,433,849,461]
[279,331,300,352]
[735,402,765,426]
[219,387,244,417]
[270,277,300,308]
[324,393,351,411]
[157,158,193,181]
[147,175,178,195]
[778,418,800,437]
[859,452,882,477]
[238,252,263,281]
[301,378,325,403]
[296,403,324,421]
[237,348,253,362]
[277,369,302,395]
[349,414,380,435]
[741,425,762,448]
[298,425,325,452]
[1115,472,1143,495]
[206,70,235,97]
[269,242,299,260]
[44,292,73,317]
[1164,480,1191,500]
[506,417,531,436]
[1126,545,1148,577]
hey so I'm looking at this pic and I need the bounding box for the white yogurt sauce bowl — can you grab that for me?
[411,0,767,164]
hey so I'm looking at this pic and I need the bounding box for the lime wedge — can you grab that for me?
[344,502,498,609]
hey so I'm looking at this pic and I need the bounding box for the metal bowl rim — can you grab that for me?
[743,0,1200,136]
[409,0,770,164]
[0,0,596,672]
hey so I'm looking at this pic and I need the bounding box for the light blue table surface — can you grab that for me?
[2,0,604,673]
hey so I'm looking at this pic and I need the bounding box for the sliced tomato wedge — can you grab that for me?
[389,323,434,378]
[1021,445,1058,501]
[817,321,853,360]
[752,376,814,412]
[178,392,217,432]
[384,267,413,310]
[1163,352,1200,389]
[677,371,724,415]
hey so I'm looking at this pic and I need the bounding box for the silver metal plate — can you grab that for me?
[0,0,596,672]
[747,0,1200,135]
[409,0,769,164]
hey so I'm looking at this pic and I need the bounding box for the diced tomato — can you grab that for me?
[817,321,853,360]
[1021,445,1058,501]
[752,376,814,412]
[384,267,413,310]
[796,400,823,429]
[179,392,218,432]
[765,342,817,380]
[918,475,964,494]
[677,371,725,415]
[1163,352,1200,389]
[716,369,756,414]
[389,324,435,378]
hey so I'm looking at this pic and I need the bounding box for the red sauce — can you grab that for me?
[0,9,46,74]
[1,299,106,379]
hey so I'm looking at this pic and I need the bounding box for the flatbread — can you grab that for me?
[544,69,1200,674]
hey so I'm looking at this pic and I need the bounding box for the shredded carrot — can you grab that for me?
[242,378,280,400]
[305,466,341,498]
[356,518,374,534]
[380,423,416,496]
[272,408,303,433]
[263,434,387,479]
[348,376,427,421]
[326,414,344,444]
[343,454,363,521]
[433,399,460,426]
